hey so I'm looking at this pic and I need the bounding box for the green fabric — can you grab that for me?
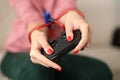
[1,52,112,80]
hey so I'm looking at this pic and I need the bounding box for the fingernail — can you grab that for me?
[56,68,62,72]
[47,49,53,54]
[67,36,72,41]
[73,50,79,54]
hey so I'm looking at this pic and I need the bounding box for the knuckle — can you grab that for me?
[30,57,36,63]
[30,52,34,57]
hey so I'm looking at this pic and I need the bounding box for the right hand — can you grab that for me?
[29,28,61,71]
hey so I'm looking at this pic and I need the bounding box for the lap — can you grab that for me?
[1,52,112,80]
[1,52,55,80]
[60,54,112,80]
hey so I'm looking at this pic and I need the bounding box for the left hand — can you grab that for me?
[59,11,92,54]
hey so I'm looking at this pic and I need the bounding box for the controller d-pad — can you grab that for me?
[50,40,59,48]
[62,31,66,36]
[49,39,54,44]
[61,31,67,41]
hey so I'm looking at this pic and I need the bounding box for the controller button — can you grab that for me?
[49,39,54,44]
[61,32,67,40]
[62,35,66,39]
[55,43,59,47]
[62,31,66,36]
[51,41,57,47]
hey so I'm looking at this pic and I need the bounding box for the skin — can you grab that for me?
[28,11,92,71]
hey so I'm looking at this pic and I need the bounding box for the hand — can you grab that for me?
[59,11,92,54]
[29,28,61,71]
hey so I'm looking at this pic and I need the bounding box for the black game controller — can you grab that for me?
[41,29,81,62]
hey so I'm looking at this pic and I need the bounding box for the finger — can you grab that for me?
[31,31,54,55]
[41,39,54,55]
[73,23,89,54]
[30,51,49,67]
[30,49,61,71]
[31,57,49,67]
[36,36,54,55]
[65,23,74,42]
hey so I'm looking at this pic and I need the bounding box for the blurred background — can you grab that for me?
[0,0,120,80]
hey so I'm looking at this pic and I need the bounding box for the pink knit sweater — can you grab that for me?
[5,0,80,53]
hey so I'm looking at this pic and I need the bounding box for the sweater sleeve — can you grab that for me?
[50,0,84,19]
[50,0,76,18]
[9,0,44,25]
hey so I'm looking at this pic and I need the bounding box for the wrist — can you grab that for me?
[57,9,85,23]
[30,28,48,41]
[28,23,50,43]
[27,22,43,32]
